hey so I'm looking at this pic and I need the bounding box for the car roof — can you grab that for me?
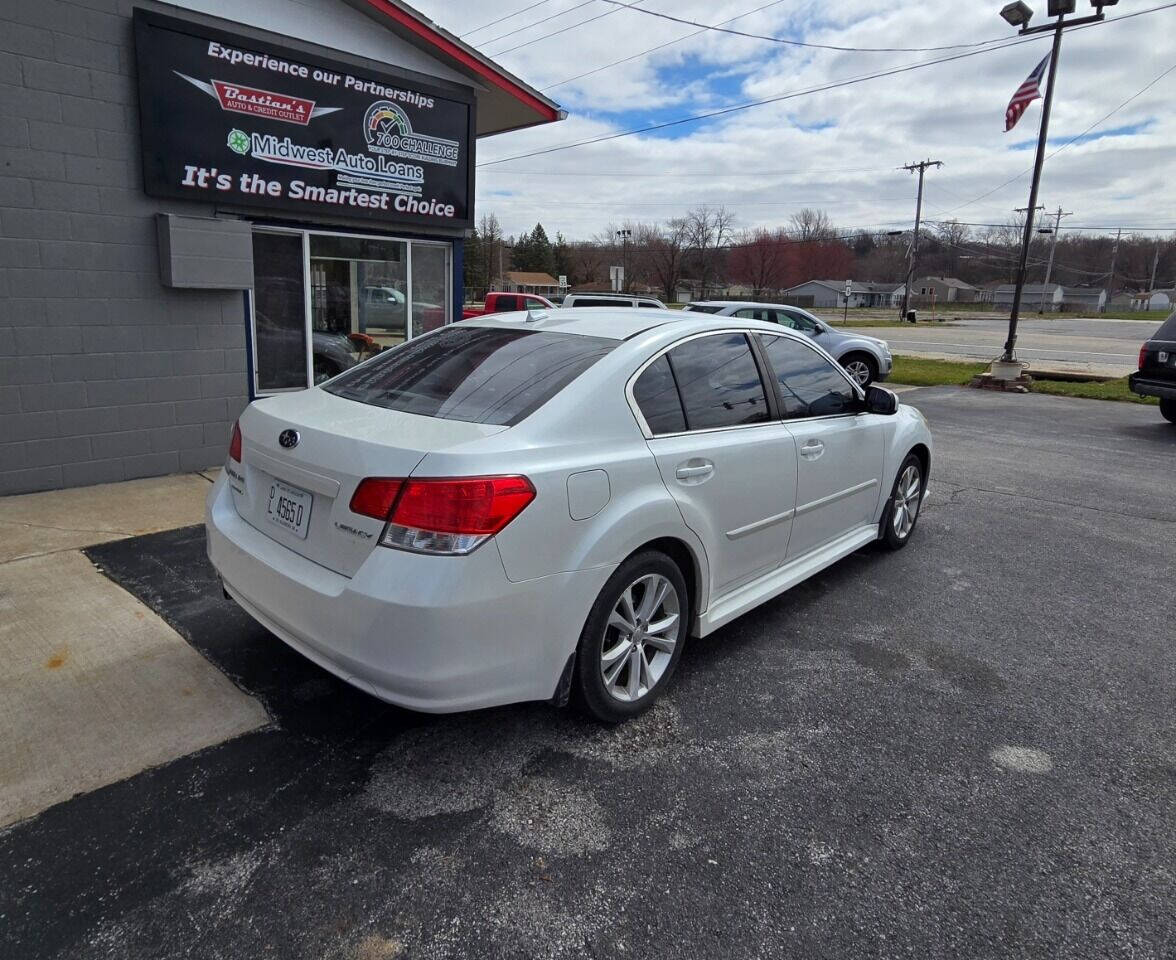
[689,300,814,312]
[461,306,679,340]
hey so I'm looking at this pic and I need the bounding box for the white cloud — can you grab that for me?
[413,0,1176,239]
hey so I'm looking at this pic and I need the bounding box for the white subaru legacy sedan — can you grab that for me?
[207,309,931,722]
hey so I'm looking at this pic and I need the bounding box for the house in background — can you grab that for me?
[913,277,980,303]
[781,280,901,309]
[501,271,561,297]
[1129,289,1174,311]
[992,283,1064,312]
[1061,287,1107,313]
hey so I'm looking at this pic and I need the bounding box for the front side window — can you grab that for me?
[757,335,856,418]
[666,334,769,430]
[782,310,820,333]
[325,326,615,426]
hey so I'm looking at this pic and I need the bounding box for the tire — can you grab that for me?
[879,453,924,550]
[574,550,689,723]
[841,352,878,388]
[1161,398,1176,424]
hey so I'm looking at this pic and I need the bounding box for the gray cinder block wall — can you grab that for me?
[1,0,248,495]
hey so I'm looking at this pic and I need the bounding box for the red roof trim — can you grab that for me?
[359,0,560,123]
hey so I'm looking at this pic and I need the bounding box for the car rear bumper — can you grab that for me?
[205,473,613,713]
[1128,373,1176,400]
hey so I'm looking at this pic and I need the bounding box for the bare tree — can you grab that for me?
[479,213,504,289]
[685,205,736,297]
[637,218,690,301]
[787,208,835,243]
[729,228,789,297]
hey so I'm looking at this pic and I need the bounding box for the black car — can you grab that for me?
[1129,311,1176,423]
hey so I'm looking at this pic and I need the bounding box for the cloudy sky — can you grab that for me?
[411,0,1175,241]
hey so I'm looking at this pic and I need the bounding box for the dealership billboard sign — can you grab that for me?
[133,10,475,228]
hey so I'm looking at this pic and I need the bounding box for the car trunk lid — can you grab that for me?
[231,389,508,577]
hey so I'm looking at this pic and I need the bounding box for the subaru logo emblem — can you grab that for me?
[278,429,299,449]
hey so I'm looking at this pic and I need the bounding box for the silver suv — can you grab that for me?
[684,301,892,386]
[563,293,668,310]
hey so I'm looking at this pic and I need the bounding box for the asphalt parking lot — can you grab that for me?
[2,387,1174,960]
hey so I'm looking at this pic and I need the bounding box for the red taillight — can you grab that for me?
[1139,344,1148,370]
[349,475,536,555]
[349,478,404,520]
[393,476,535,535]
[229,421,242,463]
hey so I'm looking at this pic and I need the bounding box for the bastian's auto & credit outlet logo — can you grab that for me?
[175,72,341,125]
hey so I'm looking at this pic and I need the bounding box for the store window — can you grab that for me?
[250,229,452,394]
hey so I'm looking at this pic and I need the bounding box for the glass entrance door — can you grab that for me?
[250,228,452,396]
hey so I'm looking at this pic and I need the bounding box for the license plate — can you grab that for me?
[266,480,312,539]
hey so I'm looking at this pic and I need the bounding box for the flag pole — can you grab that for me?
[1000,19,1064,363]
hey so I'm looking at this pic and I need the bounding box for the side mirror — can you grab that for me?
[864,384,898,415]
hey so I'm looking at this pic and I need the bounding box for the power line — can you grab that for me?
[479,34,1046,167]
[478,0,596,50]
[460,0,554,39]
[488,0,651,58]
[597,0,1014,53]
[544,0,787,90]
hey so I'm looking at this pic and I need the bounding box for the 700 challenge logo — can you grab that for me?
[363,100,459,168]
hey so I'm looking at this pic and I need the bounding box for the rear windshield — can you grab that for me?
[324,325,617,426]
[572,298,630,307]
[684,304,723,314]
[1155,311,1176,340]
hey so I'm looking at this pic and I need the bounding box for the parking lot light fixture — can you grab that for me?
[1001,2,1034,27]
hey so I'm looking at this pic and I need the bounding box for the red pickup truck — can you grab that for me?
[462,291,556,318]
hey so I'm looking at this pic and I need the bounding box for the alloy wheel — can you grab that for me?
[891,464,922,538]
[599,573,680,703]
[844,359,872,386]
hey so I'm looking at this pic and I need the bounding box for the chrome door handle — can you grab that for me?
[675,463,714,480]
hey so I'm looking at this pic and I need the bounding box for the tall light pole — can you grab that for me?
[615,228,631,293]
[996,0,1115,364]
[897,159,942,323]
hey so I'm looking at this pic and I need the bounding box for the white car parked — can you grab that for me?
[207,309,932,722]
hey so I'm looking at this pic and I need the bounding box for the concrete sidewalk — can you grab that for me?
[0,472,267,827]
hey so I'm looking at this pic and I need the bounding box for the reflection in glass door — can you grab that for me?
[310,234,409,351]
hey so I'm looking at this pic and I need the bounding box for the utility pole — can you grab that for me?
[898,159,943,323]
[1147,242,1161,308]
[1038,205,1072,313]
[1105,227,1121,313]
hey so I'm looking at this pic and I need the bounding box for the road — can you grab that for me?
[2,390,1174,960]
[845,316,1160,377]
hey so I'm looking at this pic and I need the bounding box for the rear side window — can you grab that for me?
[1155,310,1176,340]
[325,325,616,426]
[573,298,628,307]
[632,355,686,435]
[667,334,769,430]
[757,334,856,418]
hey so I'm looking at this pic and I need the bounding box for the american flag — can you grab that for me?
[1005,54,1050,132]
